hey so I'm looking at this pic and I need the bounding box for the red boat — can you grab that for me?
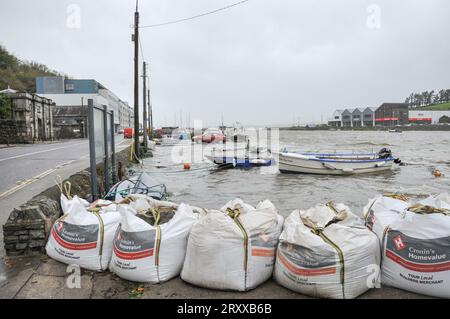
[193,128,226,144]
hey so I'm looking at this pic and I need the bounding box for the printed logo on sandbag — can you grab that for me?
[251,233,277,257]
[52,221,98,250]
[392,234,406,250]
[113,228,156,260]
[386,230,450,272]
[277,243,337,276]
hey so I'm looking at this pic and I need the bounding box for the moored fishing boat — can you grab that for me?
[206,146,275,168]
[206,155,275,168]
[278,148,400,175]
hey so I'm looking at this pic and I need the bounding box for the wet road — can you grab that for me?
[0,137,125,196]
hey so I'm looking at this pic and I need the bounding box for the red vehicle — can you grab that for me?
[124,127,134,139]
[192,128,226,144]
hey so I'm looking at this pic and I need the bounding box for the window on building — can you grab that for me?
[65,83,75,91]
[334,116,339,119]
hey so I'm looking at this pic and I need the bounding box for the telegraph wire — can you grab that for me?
[140,0,250,29]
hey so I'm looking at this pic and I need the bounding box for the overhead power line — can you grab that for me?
[138,33,146,62]
[140,0,250,29]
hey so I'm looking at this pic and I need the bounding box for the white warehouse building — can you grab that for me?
[409,110,450,124]
[36,76,133,133]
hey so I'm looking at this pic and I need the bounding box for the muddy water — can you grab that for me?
[139,131,450,217]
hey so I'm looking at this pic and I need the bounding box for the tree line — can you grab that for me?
[405,89,450,108]
[0,45,67,93]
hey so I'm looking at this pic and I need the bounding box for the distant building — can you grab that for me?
[329,107,375,127]
[409,110,450,125]
[351,108,364,127]
[36,76,133,137]
[328,110,344,127]
[329,103,411,128]
[362,107,377,126]
[374,103,409,126]
[341,109,352,127]
[0,90,54,143]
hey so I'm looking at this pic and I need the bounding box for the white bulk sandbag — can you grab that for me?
[46,196,121,271]
[274,202,380,299]
[181,199,284,291]
[60,194,89,215]
[54,176,89,214]
[363,194,410,240]
[109,202,199,283]
[378,195,450,298]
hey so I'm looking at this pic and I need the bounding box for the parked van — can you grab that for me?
[124,127,134,139]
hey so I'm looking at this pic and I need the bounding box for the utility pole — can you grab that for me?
[148,88,152,139]
[132,0,140,160]
[142,61,148,151]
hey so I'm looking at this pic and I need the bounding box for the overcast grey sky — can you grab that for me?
[0,0,449,127]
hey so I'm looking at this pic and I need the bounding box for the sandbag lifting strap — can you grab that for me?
[383,193,409,202]
[300,203,346,299]
[149,207,161,226]
[89,210,105,267]
[55,175,72,199]
[226,208,249,272]
[408,204,450,216]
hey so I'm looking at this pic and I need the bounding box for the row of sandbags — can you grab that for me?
[46,194,200,283]
[45,194,284,289]
[275,194,450,299]
[45,193,450,298]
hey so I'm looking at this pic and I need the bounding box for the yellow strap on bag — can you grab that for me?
[155,225,161,267]
[383,193,409,202]
[54,175,72,199]
[300,208,346,299]
[408,204,450,216]
[89,210,105,268]
[226,208,249,273]
[149,207,161,226]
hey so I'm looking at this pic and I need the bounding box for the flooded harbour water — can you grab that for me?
[139,130,450,218]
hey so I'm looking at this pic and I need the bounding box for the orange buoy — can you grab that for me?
[433,169,442,177]
[183,163,191,170]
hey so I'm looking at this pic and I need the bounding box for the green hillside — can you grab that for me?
[417,102,450,111]
[0,45,65,93]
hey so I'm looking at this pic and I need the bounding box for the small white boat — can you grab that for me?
[278,149,398,175]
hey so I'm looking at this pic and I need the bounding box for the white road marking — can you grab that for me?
[55,160,76,169]
[0,140,129,200]
[0,169,55,200]
[0,141,86,163]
